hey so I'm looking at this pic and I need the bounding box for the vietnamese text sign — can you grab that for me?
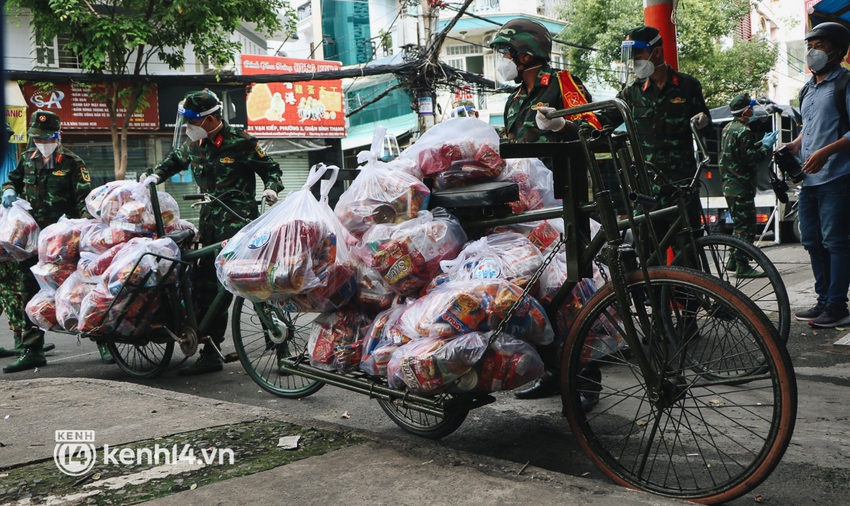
[240,55,345,138]
[22,83,159,130]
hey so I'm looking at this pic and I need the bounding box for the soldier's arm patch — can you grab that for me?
[80,166,91,182]
[255,142,266,158]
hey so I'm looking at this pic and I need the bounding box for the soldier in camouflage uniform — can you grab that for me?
[148,89,283,375]
[490,18,597,143]
[489,19,601,401]
[606,26,712,232]
[719,94,778,278]
[1,110,95,373]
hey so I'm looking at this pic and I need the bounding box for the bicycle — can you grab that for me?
[226,99,796,504]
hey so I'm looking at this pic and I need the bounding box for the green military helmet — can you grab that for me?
[178,89,222,120]
[490,18,552,61]
[28,110,61,139]
[624,26,663,47]
[729,93,755,115]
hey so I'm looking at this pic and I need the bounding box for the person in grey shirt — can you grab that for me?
[788,22,850,328]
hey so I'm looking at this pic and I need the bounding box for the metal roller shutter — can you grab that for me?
[274,153,311,199]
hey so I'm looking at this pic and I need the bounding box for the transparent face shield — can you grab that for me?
[172,100,221,150]
[620,38,657,82]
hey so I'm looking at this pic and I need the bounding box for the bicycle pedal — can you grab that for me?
[222,352,240,363]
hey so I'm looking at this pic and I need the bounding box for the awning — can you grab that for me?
[341,114,418,151]
[809,0,850,28]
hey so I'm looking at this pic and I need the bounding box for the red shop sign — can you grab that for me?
[22,82,159,130]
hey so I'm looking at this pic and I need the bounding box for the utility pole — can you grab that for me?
[644,0,678,70]
[416,0,435,132]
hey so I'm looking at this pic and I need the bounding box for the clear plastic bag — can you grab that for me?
[497,158,556,213]
[158,191,181,230]
[396,278,553,345]
[355,259,396,318]
[216,164,357,306]
[432,155,505,190]
[31,261,76,292]
[0,200,40,261]
[77,283,160,337]
[360,303,413,376]
[85,181,155,232]
[37,216,91,264]
[358,208,467,297]
[451,334,544,393]
[386,331,488,394]
[399,118,501,177]
[334,127,430,239]
[55,271,95,331]
[25,289,57,331]
[307,307,366,371]
[80,221,143,254]
[436,232,544,293]
[102,237,180,296]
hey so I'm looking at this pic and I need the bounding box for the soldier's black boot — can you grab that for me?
[3,347,46,373]
[178,342,223,376]
[515,371,560,399]
[0,335,22,358]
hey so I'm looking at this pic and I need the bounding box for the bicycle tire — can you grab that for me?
[108,340,174,379]
[377,397,469,439]
[561,266,797,504]
[231,297,324,399]
[672,233,790,344]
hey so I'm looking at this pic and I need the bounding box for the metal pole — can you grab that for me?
[644,0,678,71]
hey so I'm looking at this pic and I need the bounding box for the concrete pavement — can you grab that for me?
[1,378,687,506]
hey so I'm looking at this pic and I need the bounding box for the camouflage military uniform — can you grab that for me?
[502,64,593,143]
[720,119,770,260]
[607,66,710,233]
[0,262,25,350]
[153,122,283,342]
[3,144,92,348]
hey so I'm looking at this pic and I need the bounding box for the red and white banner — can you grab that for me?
[22,82,159,130]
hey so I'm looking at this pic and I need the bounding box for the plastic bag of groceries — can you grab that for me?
[85,181,155,232]
[216,164,356,305]
[55,271,95,331]
[164,218,198,238]
[387,331,489,394]
[433,232,544,293]
[80,221,143,254]
[451,334,544,393]
[432,156,506,190]
[77,282,160,337]
[497,158,557,213]
[25,289,57,331]
[358,208,467,297]
[0,200,40,261]
[102,237,180,296]
[492,219,563,252]
[31,261,76,291]
[307,307,366,371]
[355,260,396,318]
[158,191,181,231]
[335,127,430,238]
[38,216,91,264]
[360,303,413,376]
[399,118,502,177]
[396,278,554,345]
[286,261,357,313]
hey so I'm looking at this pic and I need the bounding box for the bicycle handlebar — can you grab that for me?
[183,194,205,200]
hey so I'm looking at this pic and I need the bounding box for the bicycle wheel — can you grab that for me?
[108,340,174,379]
[231,297,324,399]
[673,234,789,344]
[561,266,797,504]
[377,396,469,439]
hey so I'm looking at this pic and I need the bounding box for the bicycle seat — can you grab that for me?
[166,229,196,248]
[429,181,519,208]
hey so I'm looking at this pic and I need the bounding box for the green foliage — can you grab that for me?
[560,0,778,108]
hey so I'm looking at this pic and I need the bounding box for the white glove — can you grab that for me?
[691,112,710,129]
[142,174,160,186]
[535,106,567,132]
[262,189,278,204]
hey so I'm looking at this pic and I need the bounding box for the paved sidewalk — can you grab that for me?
[0,378,686,506]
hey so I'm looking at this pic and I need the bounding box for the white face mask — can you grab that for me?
[633,59,656,79]
[497,58,519,82]
[806,48,834,73]
[34,141,57,158]
[185,123,208,142]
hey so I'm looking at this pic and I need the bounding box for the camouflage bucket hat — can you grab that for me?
[729,93,753,114]
[178,89,222,119]
[490,18,552,61]
[28,110,60,139]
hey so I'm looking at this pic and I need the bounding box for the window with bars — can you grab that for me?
[36,34,81,69]
[447,44,481,56]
